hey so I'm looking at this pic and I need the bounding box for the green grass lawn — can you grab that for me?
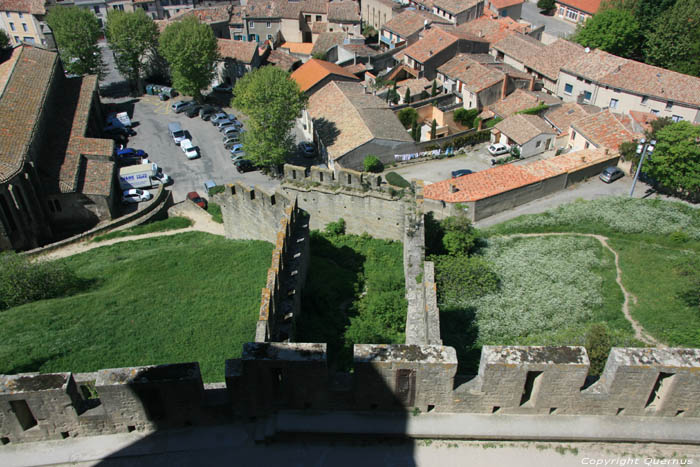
[92,216,193,242]
[296,231,406,370]
[207,203,223,224]
[0,232,273,382]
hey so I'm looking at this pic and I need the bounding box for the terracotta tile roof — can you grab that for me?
[443,14,528,45]
[229,5,244,25]
[488,0,524,8]
[0,0,46,15]
[0,46,56,183]
[0,44,21,95]
[342,62,368,74]
[523,39,585,81]
[494,114,555,145]
[217,38,258,64]
[383,10,425,38]
[560,48,627,81]
[433,0,480,15]
[339,43,381,57]
[311,21,328,33]
[628,110,657,133]
[290,58,359,92]
[544,102,599,134]
[308,81,412,160]
[571,109,637,150]
[424,148,611,202]
[311,32,345,55]
[557,0,601,15]
[437,54,504,93]
[490,89,540,118]
[266,48,301,71]
[170,5,231,23]
[245,0,282,18]
[401,27,457,64]
[327,0,359,22]
[281,41,314,55]
[396,77,431,97]
[492,32,544,64]
[81,158,114,196]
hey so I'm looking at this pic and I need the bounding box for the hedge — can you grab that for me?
[385,171,411,188]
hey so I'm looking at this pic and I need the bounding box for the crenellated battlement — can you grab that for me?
[283,164,383,194]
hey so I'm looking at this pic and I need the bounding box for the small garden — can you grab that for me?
[296,220,406,370]
[0,232,273,382]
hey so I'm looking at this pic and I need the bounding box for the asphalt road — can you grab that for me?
[521,1,576,39]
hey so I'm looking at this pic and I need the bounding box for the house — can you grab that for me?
[484,88,560,120]
[568,109,637,152]
[362,0,404,31]
[543,101,600,147]
[557,48,700,124]
[394,77,432,103]
[493,114,555,158]
[266,48,302,72]
[490,32,544,73]
[394,27,489,80]
[242,0,283,44]
[310,32,346,58]
[327,41,381,66]
[484,0,524,20]
[0,45,116,251]
[379,9,450,50]
[555,0,601,24]
[519,39,585,94]
[430,0,483,25]
[307,81,415,170]
[291,58,360,95]
[169,6,233,39]
[0,0,54,48]
[442,13,533,46]
[327,0,361,36]
[436,53,531,110]
[216,39,264,85]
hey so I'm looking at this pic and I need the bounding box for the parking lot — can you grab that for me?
[389,143,495,184]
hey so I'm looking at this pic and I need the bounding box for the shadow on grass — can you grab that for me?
[439,304,482,375]
[296,232,365,372]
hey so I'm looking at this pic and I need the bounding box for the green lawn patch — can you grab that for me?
[92,216,193,242]
[296,231,406,370]
[207,202,223,224]
[0,232,273,382]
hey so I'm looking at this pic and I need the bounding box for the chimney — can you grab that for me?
[450,183,458,193]
[501,76,508,100]
[529,75,535,91]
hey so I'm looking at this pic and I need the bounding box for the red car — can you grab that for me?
[187,191,207,209]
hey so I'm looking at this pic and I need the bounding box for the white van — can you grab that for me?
[180,139,200,160]
[168,122,186,145]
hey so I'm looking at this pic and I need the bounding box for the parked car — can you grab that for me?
[158,93,169,101]
[231,154,245,163]
[229,143,244,155]
[121,188,152,204]
[451,169,473,178]
[235,159,255,173]
[487,143,510,156]
[600,166,624,183]
[104,126,136,137]
[216,119,236,130]
[184,105,202,118]
[212,83,233,92]
[153,171,171,185]
[116,148,147,158]
[223,134,240,144]
[211,113,229,125]
[171,100,195,113]
[299,142,315,157]
[200,106,218,121]
[224,139,241,149]
[187,191,207,209]
[203,180,217,193]
[168,122,187,145]
[180,139,200,160]
[222,126,240,137]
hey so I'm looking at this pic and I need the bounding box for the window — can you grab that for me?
[13,36,19,43]
[571,131,576,140]
[305,14,310,22]
[535,140,541,148]
[665,101,673,110]
[641,96,648,105]
[22,23,27,32]
[558,6,565,15]
[566,9,578,21]
[23,36,33,43]
[582,91,592,102]
[609,98,619,109]
[18,12,23,18]
[5,12,10,17]
[564,83,573,95]
[651,109,659,116]
[249,21,254,29]
[584,142,589,149]
[9,22,14,31]
[267,34,272,40]
[671,115,683,122]
[315,15,321,21]
[233,34,243,40]
[266,21,271,28]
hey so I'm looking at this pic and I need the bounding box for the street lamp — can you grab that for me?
[629,138,655,197]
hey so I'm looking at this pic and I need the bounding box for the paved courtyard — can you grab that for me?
[521,0,576,39]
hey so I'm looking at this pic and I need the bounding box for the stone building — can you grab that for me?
[0,45,115,251]
[0,0,55,48]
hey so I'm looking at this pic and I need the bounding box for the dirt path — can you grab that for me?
[504,232,665,348]
[37,203,225,262]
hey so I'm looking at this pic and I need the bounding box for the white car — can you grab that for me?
[121,189,152,204]
[487,143,510,156]
[180,139,200,160]
[153,171,171,185]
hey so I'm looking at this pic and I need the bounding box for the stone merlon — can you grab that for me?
[482,346,590,365]
[354,344,457,363]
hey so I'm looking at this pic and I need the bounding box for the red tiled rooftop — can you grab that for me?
[0,0,46,15]
[557,0,601,15]
[571,109,637,151]
[494,114,555,145]
[433,0,480,14]
[523,39,585,81]
[290,58,359,92]
[444,14,529,45]
[488,0,524,8]
[401,28,458,64]
[218,39,258,63]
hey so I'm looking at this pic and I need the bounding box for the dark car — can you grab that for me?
[600,166,624,183]
[116,148,147,158]
[105,126,136,137]
[187,191,207,209]
[299,142,315,158]
[235,159,255,173]
[116,155,143,167]
[451,169,473,178]
[185,105,203,118]
[200,106,218,121]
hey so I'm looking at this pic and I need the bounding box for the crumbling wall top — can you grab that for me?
[242,343,327,362]
[354,344,457,363]
[482,346,589,366]
[0,373,69,394]
[96,363,201,385]
[608,347,700,368]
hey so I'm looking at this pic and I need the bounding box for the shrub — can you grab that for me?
[385,171,410,188]
[324,218,346,236]
[453,108,479,128]
[516,103,549,116]
[432,255,499,304]
[397,107,418,129]
[208,185,225,196]
[0,253,82,311]
[363,155,384,173]
[484,117,502,129]
[441,216,480,256]
[537,0,555,10]
[585,323,611,375]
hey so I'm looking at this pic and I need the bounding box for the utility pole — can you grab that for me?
[630,138,655,197]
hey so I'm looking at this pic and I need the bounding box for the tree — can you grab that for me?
[453,108,478,128]
[46,6,103,76]
[397,107,418,128]
[386,82,399,105]
[404,87,411,104]
[159,16,218,101]
[440,216,480,256]
[572,8,642,59]
[537,0,555,12]
[585,323,611,375]
[106,9,159,95]
[645,0,700,77]
[431,79,438,96]
[643,121,700,200]
[0,29,9,50]
[363,155,384,173]
[232,66,307,171]
[411,120,420,142]
[430,119,437,139]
